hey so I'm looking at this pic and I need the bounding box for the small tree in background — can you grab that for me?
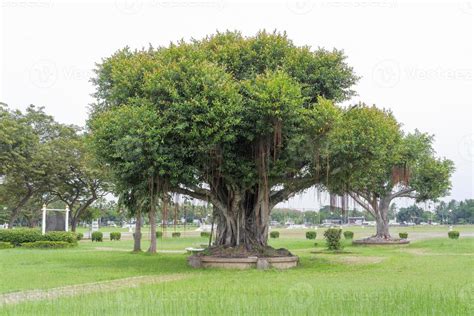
[328,106,454,241]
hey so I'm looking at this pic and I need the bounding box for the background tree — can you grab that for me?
[47,133,110,231]
[89,30,358,249]
[0,104,68,227]
[328,105,454,240]
[396,205,424,224]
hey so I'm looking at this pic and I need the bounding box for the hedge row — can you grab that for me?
[0,241,14,249]
[0,229,77,246]
[21,241,75,249]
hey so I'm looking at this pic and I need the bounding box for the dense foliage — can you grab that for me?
[324,228,342,250]
[89,30,358,247]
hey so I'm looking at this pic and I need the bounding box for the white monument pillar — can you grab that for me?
[65,206,70,232]
[41,204,47,235]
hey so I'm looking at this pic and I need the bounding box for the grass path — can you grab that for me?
[0,274,187,306]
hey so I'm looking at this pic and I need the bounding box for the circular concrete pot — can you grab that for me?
[188,255,299,270]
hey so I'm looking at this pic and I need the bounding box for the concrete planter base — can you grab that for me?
[353,238,410,245]
[188,255,299,270]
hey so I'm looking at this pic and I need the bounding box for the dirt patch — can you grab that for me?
[398,248,474,256]
[200,245,293,258]
[0,274,187,306]
[94,247,185,254]
[334,256,386,264]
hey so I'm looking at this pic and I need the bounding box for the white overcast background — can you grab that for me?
[1,0,472,210]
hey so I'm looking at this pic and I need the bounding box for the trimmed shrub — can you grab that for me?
[0,228,42,246]
[324,228,342,250]
[156,231,163,238]
[270,231,280,239]
[306,231,317,240]
[44,231,77,244]
[172,232,181,238]
[448,231,460,239]
[110,232,121,241]
[399,232,408,239]
[0,241,14,249]
[343,231,354,239]
[91,231,103,242]
[200,232,210,238]
[21,241,75,249]
[76,232,84,241]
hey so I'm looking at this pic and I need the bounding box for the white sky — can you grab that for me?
[1,0,472,210]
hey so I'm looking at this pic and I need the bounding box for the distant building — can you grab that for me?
[348,217,365,225]
[322,219,342,225]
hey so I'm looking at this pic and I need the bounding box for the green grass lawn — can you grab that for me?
[0,227,473,315]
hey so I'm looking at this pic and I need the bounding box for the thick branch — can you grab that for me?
[269,177,316,208]
[172,186,209,201]
[347,191,376,217]
[390,188,416,200]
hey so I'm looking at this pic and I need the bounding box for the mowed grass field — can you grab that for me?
[0,226,473,315]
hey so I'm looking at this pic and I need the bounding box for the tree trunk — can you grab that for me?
[8,188,34,228]
[374,197,391,239]
[213,184,270,248]
[133,209,142,252]
[148,206,157,254]
[71,217,78,232]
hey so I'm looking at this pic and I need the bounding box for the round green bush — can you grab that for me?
[306,231,317,240]
[448,231,460,239]
[200,232,210,238]
[21,241,75,249]
[324,228,342,251]
[76,232,84,241]
[91,231,103,242]
[156,231,163,238]
[343,231,354,239]
[0,241,14,249]
[399,232,408,239]
[110,232,121,241]
[172,232,181,238]
[270,231,280,239]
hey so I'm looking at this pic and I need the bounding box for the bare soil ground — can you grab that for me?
[0,274,187,306]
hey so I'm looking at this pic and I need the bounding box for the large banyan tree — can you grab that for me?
[89,31,358,248]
